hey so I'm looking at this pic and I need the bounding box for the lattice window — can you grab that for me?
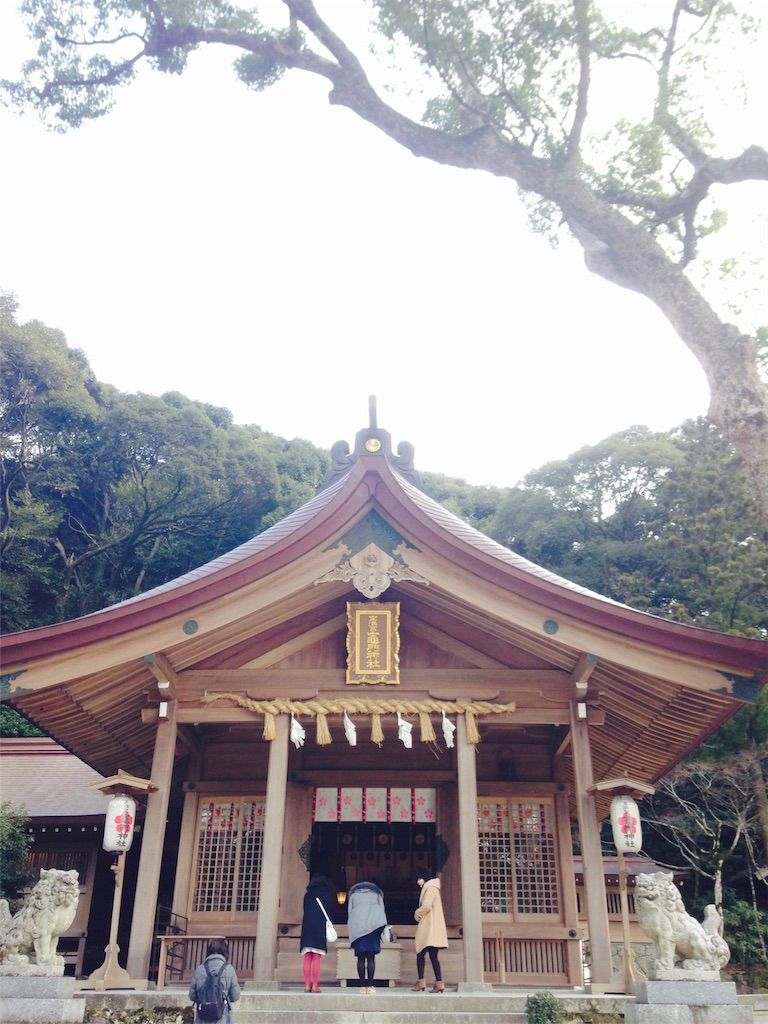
[192,799,265,914]
[510,802,559,914]
[478,801,512,913]
[477,799,560,917]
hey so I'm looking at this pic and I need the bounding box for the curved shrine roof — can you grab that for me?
[1,413,765,784]
[1,420,766,673]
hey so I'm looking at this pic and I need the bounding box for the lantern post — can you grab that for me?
[87,771,156,990]
[591,776,655,995]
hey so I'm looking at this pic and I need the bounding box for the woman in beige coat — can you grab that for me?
[412,875,448,993]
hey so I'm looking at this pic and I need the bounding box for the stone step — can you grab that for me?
[0,1000,85,1024]
[0,975,86,1024]
[80,986,631,1021]
[234,1012,525,1023]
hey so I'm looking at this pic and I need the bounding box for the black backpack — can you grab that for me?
[196,959,227,1022]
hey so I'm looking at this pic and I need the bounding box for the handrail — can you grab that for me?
[149,905,188,982]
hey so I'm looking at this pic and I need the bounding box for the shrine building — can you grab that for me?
[1,410,766,991]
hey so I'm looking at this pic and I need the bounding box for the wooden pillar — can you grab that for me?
[126,700,178,980]
[569,701,612,986]
[170,741,202,922]
[170,788,199,920]
[279,782,313,923]
[554,780,584,987]
[437,784,461,926]
[253,714,289,982]
[456,715,484,984]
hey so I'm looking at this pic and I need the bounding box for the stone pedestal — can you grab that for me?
[0,975,85,1024]
[0,962,64,978]
[625,979,753,1024]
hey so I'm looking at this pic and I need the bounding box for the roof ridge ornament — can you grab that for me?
[318,396,424,492]
[314,542,429,599]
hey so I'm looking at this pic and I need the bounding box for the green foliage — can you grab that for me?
[525,990,563,1024]
[0,706,44,737]
[421,472,505,534]
[0,304,327,631]
[487,421,768,636]
[1,296,103,626]
[704,687,768,763]
[84,1005,194,1024]
[4,0,270,129]
[562,1008,621,1024]
[252,430,329,528]
[368,0,757,256]
[0,802,34,904]
[376,0,581,156]
[722,899,768,966]
[235,29,292,91]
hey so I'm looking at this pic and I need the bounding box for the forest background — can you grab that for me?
[1,295,766,976]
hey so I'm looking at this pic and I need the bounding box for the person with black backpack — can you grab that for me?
[189,939,241,1023]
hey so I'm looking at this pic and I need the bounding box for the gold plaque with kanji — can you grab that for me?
[346,602,400,685]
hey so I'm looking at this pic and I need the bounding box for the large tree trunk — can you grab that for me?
[270,1,768,519]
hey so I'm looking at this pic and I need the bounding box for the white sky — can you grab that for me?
[1,2,764,488]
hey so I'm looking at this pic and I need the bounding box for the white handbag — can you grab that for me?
[316,897,338,943]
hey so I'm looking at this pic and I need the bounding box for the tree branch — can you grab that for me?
[566,0,592,168]
[655,0,711,169]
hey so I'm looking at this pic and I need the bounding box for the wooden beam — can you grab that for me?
[177,667,569,695]
[590,776,656,797]
[287,769,456,786]
[141,705,605,727]
[569,652,599,699]
[554,729,572,758]
[176,723,202,756]
[241,613,346,668]
[144,652,180,699]
[404,617,509,668]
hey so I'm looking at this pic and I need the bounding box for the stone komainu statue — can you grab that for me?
[634,872,730,974]
[0,868,80,969]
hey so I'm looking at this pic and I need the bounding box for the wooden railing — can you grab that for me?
[483,934,568,985]
[158,931,570,987]
[576,890,636,918]
[156,935,257,988]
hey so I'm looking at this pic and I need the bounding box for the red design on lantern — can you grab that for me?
[114,809,134,833]
[113,804,134,847]
[618,808,638,837]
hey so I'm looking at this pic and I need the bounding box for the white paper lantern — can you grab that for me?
[610,794,642,852]
[103,793,137,853]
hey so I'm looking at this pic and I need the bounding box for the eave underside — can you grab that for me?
[6,581,740,798]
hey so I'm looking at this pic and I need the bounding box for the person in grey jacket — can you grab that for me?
[189,939,241,1024]
[347,880,388,993]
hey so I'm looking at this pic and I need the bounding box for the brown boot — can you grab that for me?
[431,981,445,993]
[412,979,426,992]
